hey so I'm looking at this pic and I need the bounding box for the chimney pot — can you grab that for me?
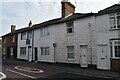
[28,20,32,27]
[61,0,75,18]
[62,0,69,2]
[11,25,16,32]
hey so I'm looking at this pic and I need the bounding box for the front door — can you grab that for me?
[34,47,38,62]
[80,45,88,67]
[10,47,13,59]
[97,45,110,70]
[28,47,32,62]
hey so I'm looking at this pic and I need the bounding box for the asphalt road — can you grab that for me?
[2,59,115,80]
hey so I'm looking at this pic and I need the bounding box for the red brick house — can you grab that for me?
[2,25,18,59]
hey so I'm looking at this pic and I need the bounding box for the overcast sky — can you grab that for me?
[0,0,120,36]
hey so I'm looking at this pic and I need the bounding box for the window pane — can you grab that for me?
[114,46,120,57]
[67,46,74,52]
[67,46,74,59]
[41,28,49,36]
[41,48,44,55]
[117,16,120,28]
[66,21,74,33]
[110,17,116,28]
[68,53,74,59]
[41,47,49,55]
[27,31,32,39]
[21,32,26,40]
[20,47,26,55]
[66,21,73,27]
[67,28,73,33]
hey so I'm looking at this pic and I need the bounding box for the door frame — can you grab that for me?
[80,45,88,68]
[34,47,38,62]
[97,44,110,70]
[28,46,32,62]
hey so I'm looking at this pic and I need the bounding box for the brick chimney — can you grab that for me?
[11,25,16,32]
[61,0,75,18]
[28,20,32,27]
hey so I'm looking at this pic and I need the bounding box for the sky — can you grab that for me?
[0,0,120,37]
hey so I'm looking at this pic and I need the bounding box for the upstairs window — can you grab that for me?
[3,37,6,43]
[12,35,15,42]
[110,12,120,29]
[21,32,26,40]
[41,27,50,36]
[27,31,32,39]
[66,21,74,34]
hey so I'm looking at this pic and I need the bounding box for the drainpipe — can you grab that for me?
[88,23,93,65]
[32,30,34,62]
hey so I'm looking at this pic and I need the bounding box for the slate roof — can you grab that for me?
[2,4,120,37]
[2,13,94,37]
[96,4,120,15]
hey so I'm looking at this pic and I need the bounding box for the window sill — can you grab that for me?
[66,33,74,36]
[67,59,74,61]
[110,57,120,59]
[109,28,120,31]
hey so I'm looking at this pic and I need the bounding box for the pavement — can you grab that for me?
[2,59,120,80]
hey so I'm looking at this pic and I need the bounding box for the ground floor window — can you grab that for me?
[3,47,6,55]
[110,40,120,58]
[41,47,50,55]
[67,46,74,59]
[20,47,26,55]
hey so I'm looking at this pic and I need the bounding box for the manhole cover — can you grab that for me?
[15,66,44,73]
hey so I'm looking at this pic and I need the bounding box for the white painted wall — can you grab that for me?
[55,16,97,65]
[95,14,119,69]
[17,32,33,60]
[34,26,56,62]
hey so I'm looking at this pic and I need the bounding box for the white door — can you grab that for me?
[97,45,110,70]
[28,47,32,62]
[80,45,88,67]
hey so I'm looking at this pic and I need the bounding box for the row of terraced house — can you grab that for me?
[2,1,120,72]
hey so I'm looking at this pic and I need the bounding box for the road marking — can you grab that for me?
[15,66,44,73]
[0,72,6,79]
[6,69,36,79]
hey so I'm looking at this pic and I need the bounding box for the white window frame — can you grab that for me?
[20,47,26,55]
[21,32,26,40]
[27,31,32,39]
[67,46,74,59]
[66,21,74,34]
[110,12,120,29]
[41,27,50,37]
[41,47,50,55]
[110,40,120,58]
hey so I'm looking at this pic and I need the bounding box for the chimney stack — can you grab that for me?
[28,20,32,27]
[11,25,16,32]
[61,0,75,18]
